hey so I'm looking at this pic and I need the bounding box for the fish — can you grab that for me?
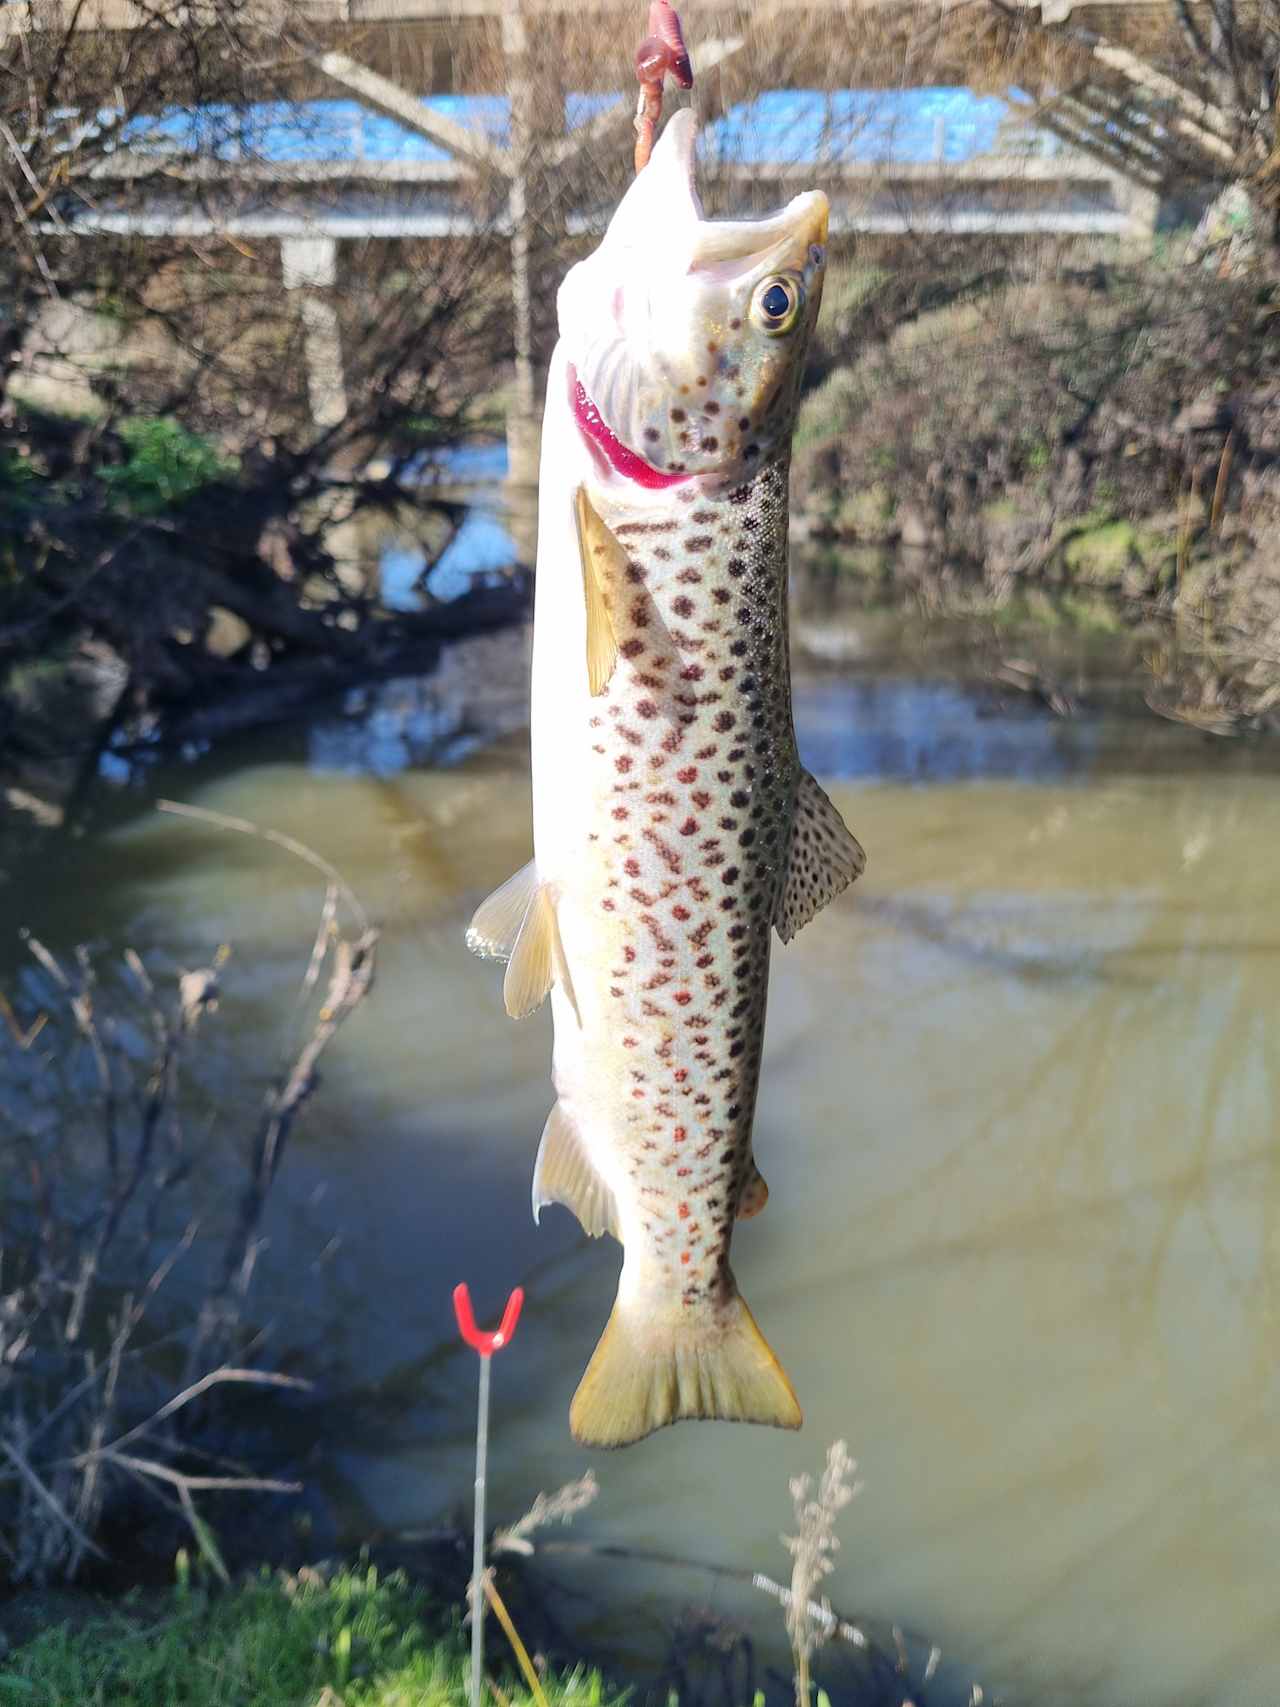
[467,108,865,1448]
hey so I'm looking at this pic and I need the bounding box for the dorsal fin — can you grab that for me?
[575,485,622,697]
[774,771,866,944]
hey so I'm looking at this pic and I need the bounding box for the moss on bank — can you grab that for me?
[4,1565,622,1707]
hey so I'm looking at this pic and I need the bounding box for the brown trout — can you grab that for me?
[467,109,864,1446]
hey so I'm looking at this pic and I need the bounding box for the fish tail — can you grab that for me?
[569,1280,801,1448]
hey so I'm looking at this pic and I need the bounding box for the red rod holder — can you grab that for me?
[453,1282,524,1357]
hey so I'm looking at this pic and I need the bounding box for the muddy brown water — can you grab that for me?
[4,604,1280,1705]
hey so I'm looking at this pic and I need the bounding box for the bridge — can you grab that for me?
[8,0,1224,497]
[60,70,1161,436]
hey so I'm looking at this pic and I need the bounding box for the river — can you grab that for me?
[3,584,1280,1706]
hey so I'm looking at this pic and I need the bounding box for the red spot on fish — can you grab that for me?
[692,791,712,808]
[612,806,629,820]
[672,904,690,921]
[623,1035,637,1047]
[674,1125,687,1140]
[678,1202,690,1218]
[679,818,698,836]
[674,1068,688,1083]
[676,766,698,783]
[615,755,632,773]
[636,699,657,719]
[623,945,636,962]
[673,990,692,1006]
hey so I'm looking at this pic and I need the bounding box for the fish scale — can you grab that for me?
[467,109,865,1447]
[584,459,796,1307]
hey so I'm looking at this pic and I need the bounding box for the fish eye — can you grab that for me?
[750,275,803,336]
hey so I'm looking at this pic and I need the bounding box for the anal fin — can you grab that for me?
[533,1102,619,1239]
[774,770,866,944]
[575,486,623,697]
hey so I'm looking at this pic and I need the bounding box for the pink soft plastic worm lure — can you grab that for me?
[633,0,692,174]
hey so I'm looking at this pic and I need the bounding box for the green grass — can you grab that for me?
[2,1566,624,1707]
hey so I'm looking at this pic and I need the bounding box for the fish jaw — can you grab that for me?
[569,366,691,490]
[556,109,829,497]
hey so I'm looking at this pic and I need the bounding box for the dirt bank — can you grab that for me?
[793,259,1280,731]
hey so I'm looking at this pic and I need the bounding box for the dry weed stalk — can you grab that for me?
[492,1472,599,1558]
[0,809,377,1582]
[781,1439,862,1707]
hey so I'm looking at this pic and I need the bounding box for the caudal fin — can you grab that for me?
[569,1285,801,1448]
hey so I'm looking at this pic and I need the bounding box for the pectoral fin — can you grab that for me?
[774,770,866,944]
[468,866,578,1021]
[532,1102,619,1239]
[575,485,622,697]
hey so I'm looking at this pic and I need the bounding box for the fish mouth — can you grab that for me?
[691,191,830,269]
[569,364,690,491]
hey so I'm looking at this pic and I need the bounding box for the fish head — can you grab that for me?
[558,108,828,494]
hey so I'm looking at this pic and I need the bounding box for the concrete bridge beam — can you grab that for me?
[280,235,348,428]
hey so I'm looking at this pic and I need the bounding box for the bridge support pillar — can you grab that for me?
[1119,181,1160,241]
[281,236,349,429]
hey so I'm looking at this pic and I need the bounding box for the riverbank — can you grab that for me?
[792,255,1280,732]
[3,1563,623,1706]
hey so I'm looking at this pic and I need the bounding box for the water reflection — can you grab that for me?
[797,675,1100,781]
[308,631,530,774]
[5,631,1280,1707]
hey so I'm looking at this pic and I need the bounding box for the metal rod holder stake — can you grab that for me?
[453,1282,525,1707]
